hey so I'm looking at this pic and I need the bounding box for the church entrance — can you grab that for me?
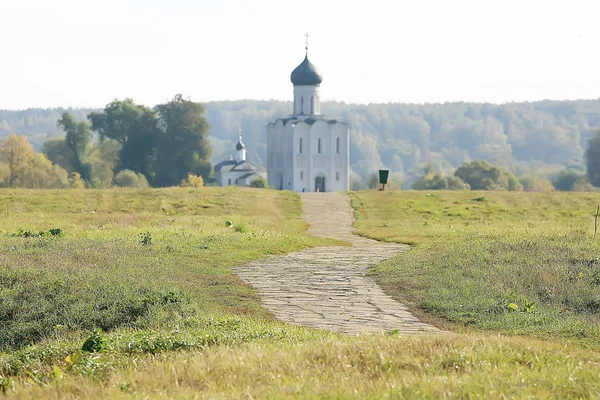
[315,176,326,192]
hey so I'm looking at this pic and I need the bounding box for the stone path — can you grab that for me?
[233,192,439,335]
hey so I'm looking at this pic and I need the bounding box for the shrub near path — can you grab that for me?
[350,190,600,347]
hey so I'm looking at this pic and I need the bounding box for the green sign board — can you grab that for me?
[379,169,389,189]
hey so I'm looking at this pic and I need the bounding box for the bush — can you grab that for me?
[455,160,522,191]
[249,177,268,188]
[180,173,204,188]
[552,169,589,191]
[519,176,554,192]
[113,170,149,188]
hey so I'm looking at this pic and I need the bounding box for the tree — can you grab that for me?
[585,131,600,187]
[89,99,158,179]
[152,95,212,187]
[42,137,77,172]
[0,135,69,188]
[454,160,522,191]
[21,153,69,189]
[57,113,93,181]
[552,169,588,191]
[0,134,35,186]
[412,165,469,190]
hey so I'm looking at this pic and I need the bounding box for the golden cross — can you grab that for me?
[305,33,309,52]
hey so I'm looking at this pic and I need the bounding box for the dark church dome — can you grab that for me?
[290,55,323,86]
[236,135,245,150]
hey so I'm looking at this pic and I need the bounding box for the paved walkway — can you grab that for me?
[233,192,439,334]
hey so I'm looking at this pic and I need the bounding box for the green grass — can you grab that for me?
[350,190,600,347]
[0,188,338,378]
[5,188,600,398]
[6,334,600,399]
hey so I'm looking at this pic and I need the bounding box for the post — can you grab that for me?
[595,206,599,239]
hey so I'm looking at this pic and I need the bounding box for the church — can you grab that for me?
[266,43,349,192]
[214,134,267,187]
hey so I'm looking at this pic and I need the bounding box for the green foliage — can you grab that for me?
[455,160,522,191]
[81,330,106,353]
[89,99,158,180]
[138,231,152,246]
[412,166,468,190]
[552,169,589,191]
[113,169,149,188]
[152,95,211,187]
[4,99,600,190]
[9,228,63,238]
[519,175,554,192]
[585,131,600,187]
[57,113,93,181]
[249,177,268,188]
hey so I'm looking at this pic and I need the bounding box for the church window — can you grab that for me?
[317,138,322,154]
[311,96,314,114]
[228,178,231,186]
[336,172,340,181]
[299,137,303,154]
[300,171,304,180]
[336,137,340,154]
[300,96,304,114]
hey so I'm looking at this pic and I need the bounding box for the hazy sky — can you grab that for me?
[1,0,599,109]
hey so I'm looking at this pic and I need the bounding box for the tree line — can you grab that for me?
[1,98,600,190]
[0,95,211,189]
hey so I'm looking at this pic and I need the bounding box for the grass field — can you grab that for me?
[3,188,600,398]
[350,190,600,347]
[0,188,337,393]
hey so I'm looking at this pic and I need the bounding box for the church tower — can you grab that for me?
[266,37,349,193]
[290,45,323,117]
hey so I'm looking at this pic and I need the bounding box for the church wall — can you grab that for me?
[292,122,310,192]
[330,123,350,191]
[308,121,331,192]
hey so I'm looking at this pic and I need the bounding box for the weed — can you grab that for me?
[138,231,152,245]
[9,228,64,238]
[81,330,107,353]
[234,223,247,233]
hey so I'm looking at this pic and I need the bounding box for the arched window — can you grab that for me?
[300,171,304,180]
[336,172,340,181]
[300,96,304,114]
[299,137,303,154]
[310,96,314,114]
[336,137,340,154]
[317,138,322,154]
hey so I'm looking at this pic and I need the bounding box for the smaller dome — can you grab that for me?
[290,55,323,86]
[236,136,245,150]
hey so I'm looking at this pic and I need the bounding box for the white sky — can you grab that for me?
[1,0,599,109]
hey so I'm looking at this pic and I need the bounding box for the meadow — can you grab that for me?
[2,188,600,398]
[351,190,600,346]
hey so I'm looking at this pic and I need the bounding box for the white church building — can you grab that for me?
[214,135,267,187]
[267,46,349,192]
